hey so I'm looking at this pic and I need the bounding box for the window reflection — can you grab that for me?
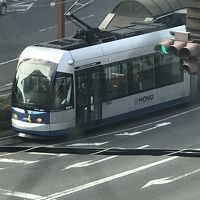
[53,73,74,110]
[12,59,56,110]
[102,53,183,101]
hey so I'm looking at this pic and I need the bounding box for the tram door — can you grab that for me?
[76,67,102,127]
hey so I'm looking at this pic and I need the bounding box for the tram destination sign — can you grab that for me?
[76,62,101,70]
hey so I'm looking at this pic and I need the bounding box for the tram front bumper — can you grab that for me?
[12,119,51,136]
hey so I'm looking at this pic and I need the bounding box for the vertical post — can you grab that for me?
[187,0,200,41]
[57,0,65,39]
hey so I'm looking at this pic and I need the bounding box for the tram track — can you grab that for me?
[0,134,17,141]
[1,145,200,158]
[0,133,33,148]
[0,139,30,148]
[1,102,200,157]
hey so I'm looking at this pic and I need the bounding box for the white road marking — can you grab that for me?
[66,142,109,147]
[61,144,149,171]
[0,146,41,158]
[92,147,114,155]
[5,83,12,86]
[0,158,39,165]
[61,145,149,171]
[0,188,43,200]
[10,0,37,13]
[91,145,149,155]
[61,156,117,171]
[111,107,200,136]
[38,156,178,200]
[0,58,18,66]
[116,122,171,136]
[116,131,141,136]
[142,167,200,189]
[142,177,173,188]
[29,152,68,157]
[65,106,200,146]
[137,145,150,149]
[155,122,172,127]
[0,135,16,141]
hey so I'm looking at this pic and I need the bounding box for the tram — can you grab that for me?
[11,9,191,137]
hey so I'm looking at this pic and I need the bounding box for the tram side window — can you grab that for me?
[53,74,74,110]
[140,56,155,91]
[103,63,127,101]
[155,54,183,87]
[103,55,155,101]
[126,61,141,94]
[127,56,155,94]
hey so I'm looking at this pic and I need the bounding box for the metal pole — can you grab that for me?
[57,0,65,39]
[187,0,200,41]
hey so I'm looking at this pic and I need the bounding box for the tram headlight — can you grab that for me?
[36,118,43,123]
[12,113,18,120]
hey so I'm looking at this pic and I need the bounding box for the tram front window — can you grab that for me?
[12,59,56,110]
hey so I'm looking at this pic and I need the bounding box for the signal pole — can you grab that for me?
[56,0,65,39]
[187,0,200,42]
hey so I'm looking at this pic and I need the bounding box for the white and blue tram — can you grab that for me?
[11,23,191,137]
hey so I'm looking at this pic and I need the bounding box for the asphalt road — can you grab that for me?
[1,1,200,199]
[0,0,122,86]
[1,102,200,199]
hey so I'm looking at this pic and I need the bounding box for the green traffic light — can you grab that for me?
[160,45,168,55]
[155,44,168,55]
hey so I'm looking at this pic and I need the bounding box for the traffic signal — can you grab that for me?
[154,39,187,55]
[167,41,187,55]
[179,42,200,75]
[180,42,199,59]
[154,39,174,55]
[182,58,200,74]
[155,37,200,75]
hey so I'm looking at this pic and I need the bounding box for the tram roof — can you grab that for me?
[34,0,186,51]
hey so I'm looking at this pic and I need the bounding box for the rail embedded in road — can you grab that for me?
[0,146,200,158]
[0,84,12,96]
